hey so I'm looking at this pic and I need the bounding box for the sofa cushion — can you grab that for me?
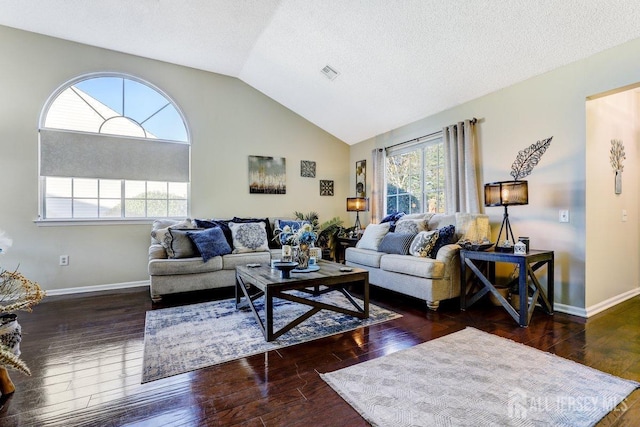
[378,232,416,255]
[402,212,435,222]
[356,222,390,251]
[222,252,272,270]
[409,230,439,257]
[394,218,428,234]
[148,256,223,276]
[344,247,385,268]
[380,254,445,279]
[455,213,491,242]
[429,225,456,258]
[427,214,456,232]
[229,221,269,253]
[168,228,201,259]
[187,227,232,262]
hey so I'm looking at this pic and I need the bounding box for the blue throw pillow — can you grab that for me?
[380,212,405,232]
[428,225,456,259]
[195,219,233,247]
[187,227,232,262]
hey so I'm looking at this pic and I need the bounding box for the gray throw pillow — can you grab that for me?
[168,228,200,259]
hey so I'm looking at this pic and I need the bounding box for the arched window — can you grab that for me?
[39,73,190,221]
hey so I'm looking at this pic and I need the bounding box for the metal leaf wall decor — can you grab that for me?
[609,139,625,172]
[510,137,553,180]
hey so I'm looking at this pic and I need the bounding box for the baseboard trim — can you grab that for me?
[551,288,640,318]
[45,280,149,296]
[584,287,640,318]
[552,302,587,318]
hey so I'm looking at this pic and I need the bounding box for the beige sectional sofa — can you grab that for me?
[345,213,489,310]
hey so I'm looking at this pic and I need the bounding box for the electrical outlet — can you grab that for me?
[559,210,569,223]
[59,255,69,266]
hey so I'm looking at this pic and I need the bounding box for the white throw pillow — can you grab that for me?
[356,223,391,251]
[229,221,269,253]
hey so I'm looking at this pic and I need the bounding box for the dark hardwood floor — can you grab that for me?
[1,285,639,426]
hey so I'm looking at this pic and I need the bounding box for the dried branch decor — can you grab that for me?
[610,139,625,172]
[510,137,553,180]
[0,230,45,381]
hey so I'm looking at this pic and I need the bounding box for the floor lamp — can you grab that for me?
[346,197,369,231]
[484,180,528,251]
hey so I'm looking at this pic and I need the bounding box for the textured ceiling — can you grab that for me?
[2,0,640,144]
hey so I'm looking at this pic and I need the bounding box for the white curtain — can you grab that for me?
[444,120,480,214]
[370,148,386,223]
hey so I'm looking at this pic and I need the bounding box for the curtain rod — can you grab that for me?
[384,117,477,151]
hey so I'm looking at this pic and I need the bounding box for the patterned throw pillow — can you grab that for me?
[380,212,405,231]
[187,227,232,262]
[151,218,195,250]
[394,218,428,234]
[428,225,456,258]
[229,222,269,253]
[232,217,277,249]
[378,232,416,255]
[409,230,439,257]
[355,223,391,251]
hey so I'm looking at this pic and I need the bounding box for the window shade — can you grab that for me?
[39,129,190,182]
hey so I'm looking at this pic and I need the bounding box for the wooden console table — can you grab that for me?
[460,249,554,327]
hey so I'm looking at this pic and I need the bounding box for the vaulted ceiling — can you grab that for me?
[2,1,640,144]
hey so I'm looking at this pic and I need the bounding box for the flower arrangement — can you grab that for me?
[280,223,317,247]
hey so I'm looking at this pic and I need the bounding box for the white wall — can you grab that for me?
[586,89,640,307]
[0,26,350,292]
[351,37,640,311]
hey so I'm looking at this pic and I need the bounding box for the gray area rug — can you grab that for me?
[321,327,639,427]
[142,290,400,383]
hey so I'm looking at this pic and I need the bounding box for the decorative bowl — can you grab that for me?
[462,242,494,251]
[272,261,299,278]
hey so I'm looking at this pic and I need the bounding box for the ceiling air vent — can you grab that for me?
[321,65,339,81]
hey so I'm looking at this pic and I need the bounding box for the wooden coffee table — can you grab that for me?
[235,260,369,341]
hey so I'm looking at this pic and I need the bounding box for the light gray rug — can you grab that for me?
[321,327,639,427]
[142,290,400,383]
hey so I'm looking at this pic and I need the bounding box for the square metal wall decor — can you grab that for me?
[248,155,286,194]
[300,160,316,178]
[320,180,334,196]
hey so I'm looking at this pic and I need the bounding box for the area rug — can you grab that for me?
[321,327,639,427]
[142,291,400,383]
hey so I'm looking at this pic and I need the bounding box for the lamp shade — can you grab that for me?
[484,180,528,207]
[346,197,369,212]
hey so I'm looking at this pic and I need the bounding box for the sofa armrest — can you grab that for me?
[435,243,462,297]
[435,243,461,263]
[149,244,168,261]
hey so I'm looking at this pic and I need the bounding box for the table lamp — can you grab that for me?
[346,197,369,231]
[484,180,528,251]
